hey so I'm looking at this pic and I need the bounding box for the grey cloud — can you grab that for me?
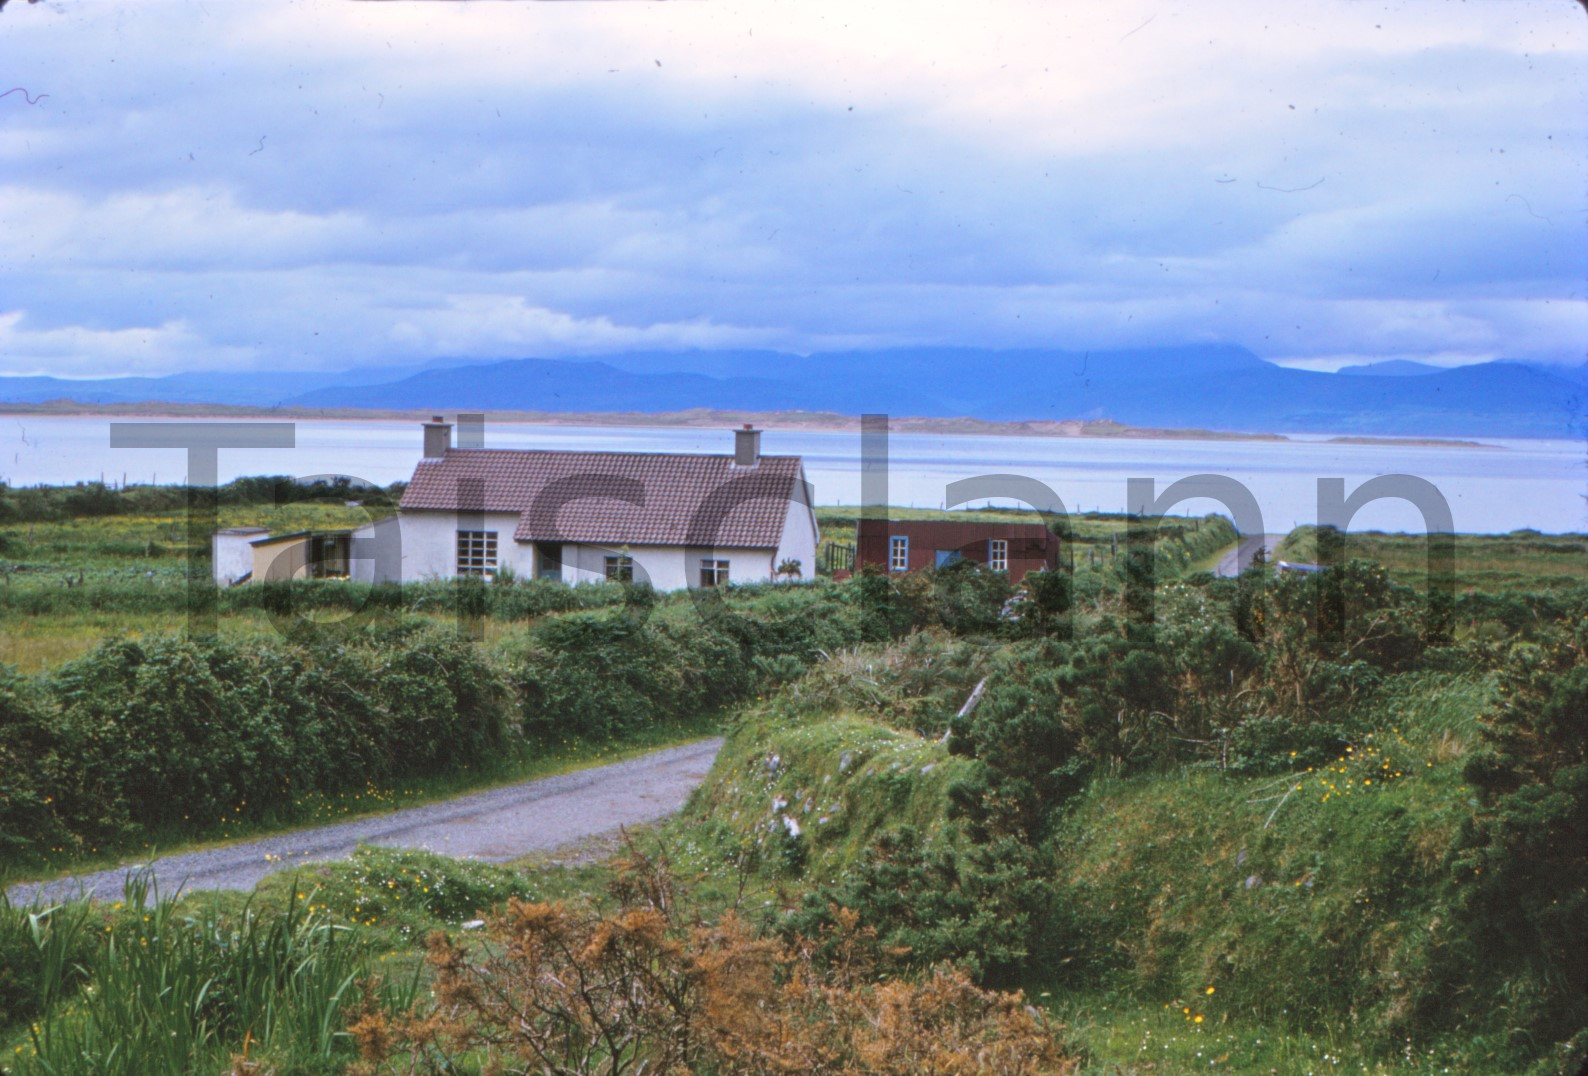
[0,2,1582,377]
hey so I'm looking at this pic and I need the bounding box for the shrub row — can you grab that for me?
[0,476,405,524]
[3,625,511,858]
[4,572,1020,870]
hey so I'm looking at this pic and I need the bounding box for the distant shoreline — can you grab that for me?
[0,401,1500,450]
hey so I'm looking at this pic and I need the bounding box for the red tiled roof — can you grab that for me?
[399,450,805,549]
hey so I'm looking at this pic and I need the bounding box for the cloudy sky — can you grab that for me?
[1,0,1584,379]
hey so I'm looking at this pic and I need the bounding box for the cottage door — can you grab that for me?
[536,542,563,580]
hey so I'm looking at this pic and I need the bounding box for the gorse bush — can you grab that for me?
[1439,620,1588,1050]
[0,669,67,858]
[349,844,1072,1075]
[785,827,1051,986]
[3,626,514,860]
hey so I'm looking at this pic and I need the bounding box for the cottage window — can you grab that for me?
[699,559,730,587]
[456,530,498,577]
[604,554,634,582]
[989,538,1008,572]
[889,536,909,572]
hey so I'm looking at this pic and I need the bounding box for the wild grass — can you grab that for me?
[1046,987,1524,1074]
[1276,525,1588,593]
[5,873,420,1075]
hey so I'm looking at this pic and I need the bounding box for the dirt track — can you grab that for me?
[7,738,723,906]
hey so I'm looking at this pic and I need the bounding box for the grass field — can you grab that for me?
[1,502,1231,672]
[1275,525,1588,593]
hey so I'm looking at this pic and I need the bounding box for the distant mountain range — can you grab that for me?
[1,347,1582,439]
[1335,359,1447,377]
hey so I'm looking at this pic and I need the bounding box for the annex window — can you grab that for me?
[988,538,1009,572]
[604,554,634,582]
[699,558,730,587]
[889,536,909,572]
[456,530,498,577]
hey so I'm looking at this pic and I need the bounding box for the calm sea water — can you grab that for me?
[2,416,1583,534]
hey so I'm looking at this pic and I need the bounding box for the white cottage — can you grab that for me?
[355,419,818,590]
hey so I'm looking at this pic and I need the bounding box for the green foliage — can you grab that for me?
[683,547,1587,1071]
[0,669,66,859]
[0,893,97,1033]
[930,559,1016,635]
[1009,568,1072,637]
[14,873,418,1076]
[0,475,403,526]
[512,610,687,740]
[787,827,1051,985]
[508,587,868,743]
[1438,624,1588,1050]
[5,627,513,859]
[278,847,535,942]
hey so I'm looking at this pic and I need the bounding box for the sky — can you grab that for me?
[1,0,1584,380]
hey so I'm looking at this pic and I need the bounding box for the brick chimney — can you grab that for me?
[423,415,452,459]
[733,423,761,467]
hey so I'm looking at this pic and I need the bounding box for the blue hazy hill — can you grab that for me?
[1,347,1579,438]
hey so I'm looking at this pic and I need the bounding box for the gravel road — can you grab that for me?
[1214,534,1280,578]
[7,738,723,906]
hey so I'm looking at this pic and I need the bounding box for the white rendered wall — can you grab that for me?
[556,544,776,590]
[211,533,258,586]
[349,517,402,583]
[772,469,819,581]
[396,510,530,582]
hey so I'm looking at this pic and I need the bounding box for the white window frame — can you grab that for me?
[889,536,909,572]
[456,530,498,578]
[699,558,730,587]
[604,554,634,582]
[988,538,1009,572]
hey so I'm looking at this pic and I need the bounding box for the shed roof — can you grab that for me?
[249,529,354,546]
[400,449,805,549]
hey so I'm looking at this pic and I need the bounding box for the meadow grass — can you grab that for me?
[0,505,375,587]
[1045,986,1522,1074]
[1275,525,1588,593]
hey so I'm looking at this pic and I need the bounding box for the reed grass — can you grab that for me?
[13,872,419,1075]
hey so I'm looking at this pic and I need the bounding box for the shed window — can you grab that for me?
[699,559,730,587]
[456,530,498,577]
[889,536,909,572]
[989,539,1009,572]
[604,554,634,582]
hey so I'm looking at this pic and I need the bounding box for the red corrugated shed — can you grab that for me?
[855,518,1060,581]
